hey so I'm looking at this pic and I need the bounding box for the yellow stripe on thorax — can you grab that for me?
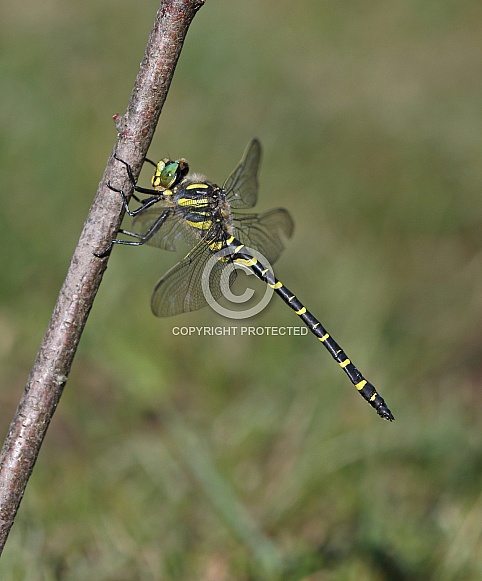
[186,219,212,230]
[177,197,209,207]
[185,183,209,190]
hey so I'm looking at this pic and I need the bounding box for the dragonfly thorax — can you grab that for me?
[171,178,234,237]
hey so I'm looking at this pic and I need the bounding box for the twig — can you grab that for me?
[0,0,205,555]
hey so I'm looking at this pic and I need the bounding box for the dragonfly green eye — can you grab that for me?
[152,157,189,189]
[152,161,179,189]
[160,162,180,188]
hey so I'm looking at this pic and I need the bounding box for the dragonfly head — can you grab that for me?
[152,158,189,190]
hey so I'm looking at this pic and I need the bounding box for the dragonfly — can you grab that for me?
[98,139,394,421]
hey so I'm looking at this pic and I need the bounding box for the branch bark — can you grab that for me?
[0,0,205,555]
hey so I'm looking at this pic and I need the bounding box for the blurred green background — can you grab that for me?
[1,0,482,579]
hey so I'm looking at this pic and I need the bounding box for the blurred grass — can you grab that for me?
[1,0,482,579]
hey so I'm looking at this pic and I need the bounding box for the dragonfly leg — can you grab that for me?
[106,153,166,214]
[107,180,165,217]
[95,209,172,258]
[113,153,161,198]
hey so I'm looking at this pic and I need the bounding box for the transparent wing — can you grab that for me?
[233,208,294,265]
[223,138,261,209]
[132,208,199,251]
[151,234,236,317]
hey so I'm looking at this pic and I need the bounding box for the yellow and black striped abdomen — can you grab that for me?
[228,239,394,421]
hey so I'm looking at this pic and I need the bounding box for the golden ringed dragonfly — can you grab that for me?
[98,139,394,421]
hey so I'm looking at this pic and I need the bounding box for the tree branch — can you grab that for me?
[0,0,205,555]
